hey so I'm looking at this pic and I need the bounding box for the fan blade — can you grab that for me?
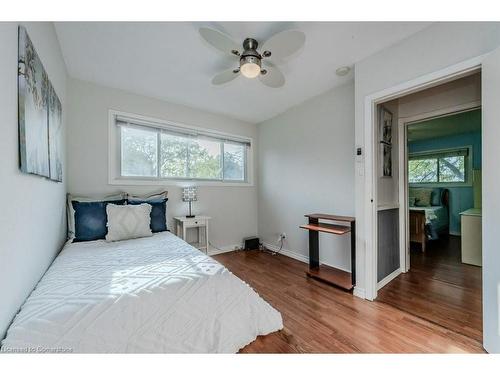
[199,27,240,56]
[259,63,285,88]
[212,69,239,85]
[261,30,305,60]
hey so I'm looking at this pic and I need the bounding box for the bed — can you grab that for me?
[409,188,449,252]
[1,232,283,353]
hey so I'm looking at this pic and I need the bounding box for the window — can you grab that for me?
[114,113,250,183]
[121,126,158,177]
[408,148,470,185]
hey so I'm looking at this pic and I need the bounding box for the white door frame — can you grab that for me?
[363,54,486,301]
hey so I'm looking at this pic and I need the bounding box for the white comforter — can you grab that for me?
[1,232,282,353]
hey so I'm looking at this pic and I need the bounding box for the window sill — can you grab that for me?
[108,177,254,187]
[409,182,472,188]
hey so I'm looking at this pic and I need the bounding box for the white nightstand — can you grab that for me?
[174,216,211,254]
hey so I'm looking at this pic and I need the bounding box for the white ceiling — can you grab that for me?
[54,22,431,123]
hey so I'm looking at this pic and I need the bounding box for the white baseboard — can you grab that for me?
[207,244,239,256]
[264,242,308,263]
[353,286,366,299]
[262,242,351,274]
[377,268,402,290]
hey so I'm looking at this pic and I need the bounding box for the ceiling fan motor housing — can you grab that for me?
[240,38,262,66]
[240,55,261,68]
[242,38,259,53]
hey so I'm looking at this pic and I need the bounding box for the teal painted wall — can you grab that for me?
[409,130,481,235]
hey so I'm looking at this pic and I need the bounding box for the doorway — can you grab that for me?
[377,99,483,342]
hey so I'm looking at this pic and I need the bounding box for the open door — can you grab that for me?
[482,47,500,353]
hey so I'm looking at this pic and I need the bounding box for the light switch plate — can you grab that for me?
[356,146,364,163]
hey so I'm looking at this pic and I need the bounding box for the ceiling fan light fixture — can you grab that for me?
[240,56,261,79]
[201,28,305,87]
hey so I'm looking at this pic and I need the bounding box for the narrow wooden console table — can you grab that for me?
[300,213,355,291]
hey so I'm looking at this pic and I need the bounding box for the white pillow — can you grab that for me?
[105,203,153,242]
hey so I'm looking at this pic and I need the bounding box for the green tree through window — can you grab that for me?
[408,150,467,184]
[120,123,247,182]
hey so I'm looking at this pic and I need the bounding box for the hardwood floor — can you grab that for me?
[214,249,484,353]
[377,235,482,342]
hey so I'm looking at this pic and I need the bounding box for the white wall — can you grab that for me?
[354,22,500,352]
[258,82,355,270]
[480,46,500,355]
[67,79,258,251]
[0,22,67,339]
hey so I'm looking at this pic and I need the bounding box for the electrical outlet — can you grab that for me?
[277,233,286,243]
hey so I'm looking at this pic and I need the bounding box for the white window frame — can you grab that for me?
[108,110,254,186]
[408,145,473,187]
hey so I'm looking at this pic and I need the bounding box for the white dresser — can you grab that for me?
[460,208,482,266]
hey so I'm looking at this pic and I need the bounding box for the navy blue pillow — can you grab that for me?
[72,199,126,242]
[128,197,168,233]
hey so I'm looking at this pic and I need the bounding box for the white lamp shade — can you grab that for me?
[182,187,198,202]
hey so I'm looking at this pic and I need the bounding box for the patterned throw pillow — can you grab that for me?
[127,191,168,232]
[413,188,433,207]
[105,203,153,242]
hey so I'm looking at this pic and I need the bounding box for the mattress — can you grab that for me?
[1,232,283,353]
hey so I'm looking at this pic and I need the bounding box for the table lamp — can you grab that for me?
[182,187,197,218]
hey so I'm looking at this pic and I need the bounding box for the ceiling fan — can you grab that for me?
[199,27,306,88]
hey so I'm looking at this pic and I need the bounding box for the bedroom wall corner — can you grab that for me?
[0,22,68,339]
